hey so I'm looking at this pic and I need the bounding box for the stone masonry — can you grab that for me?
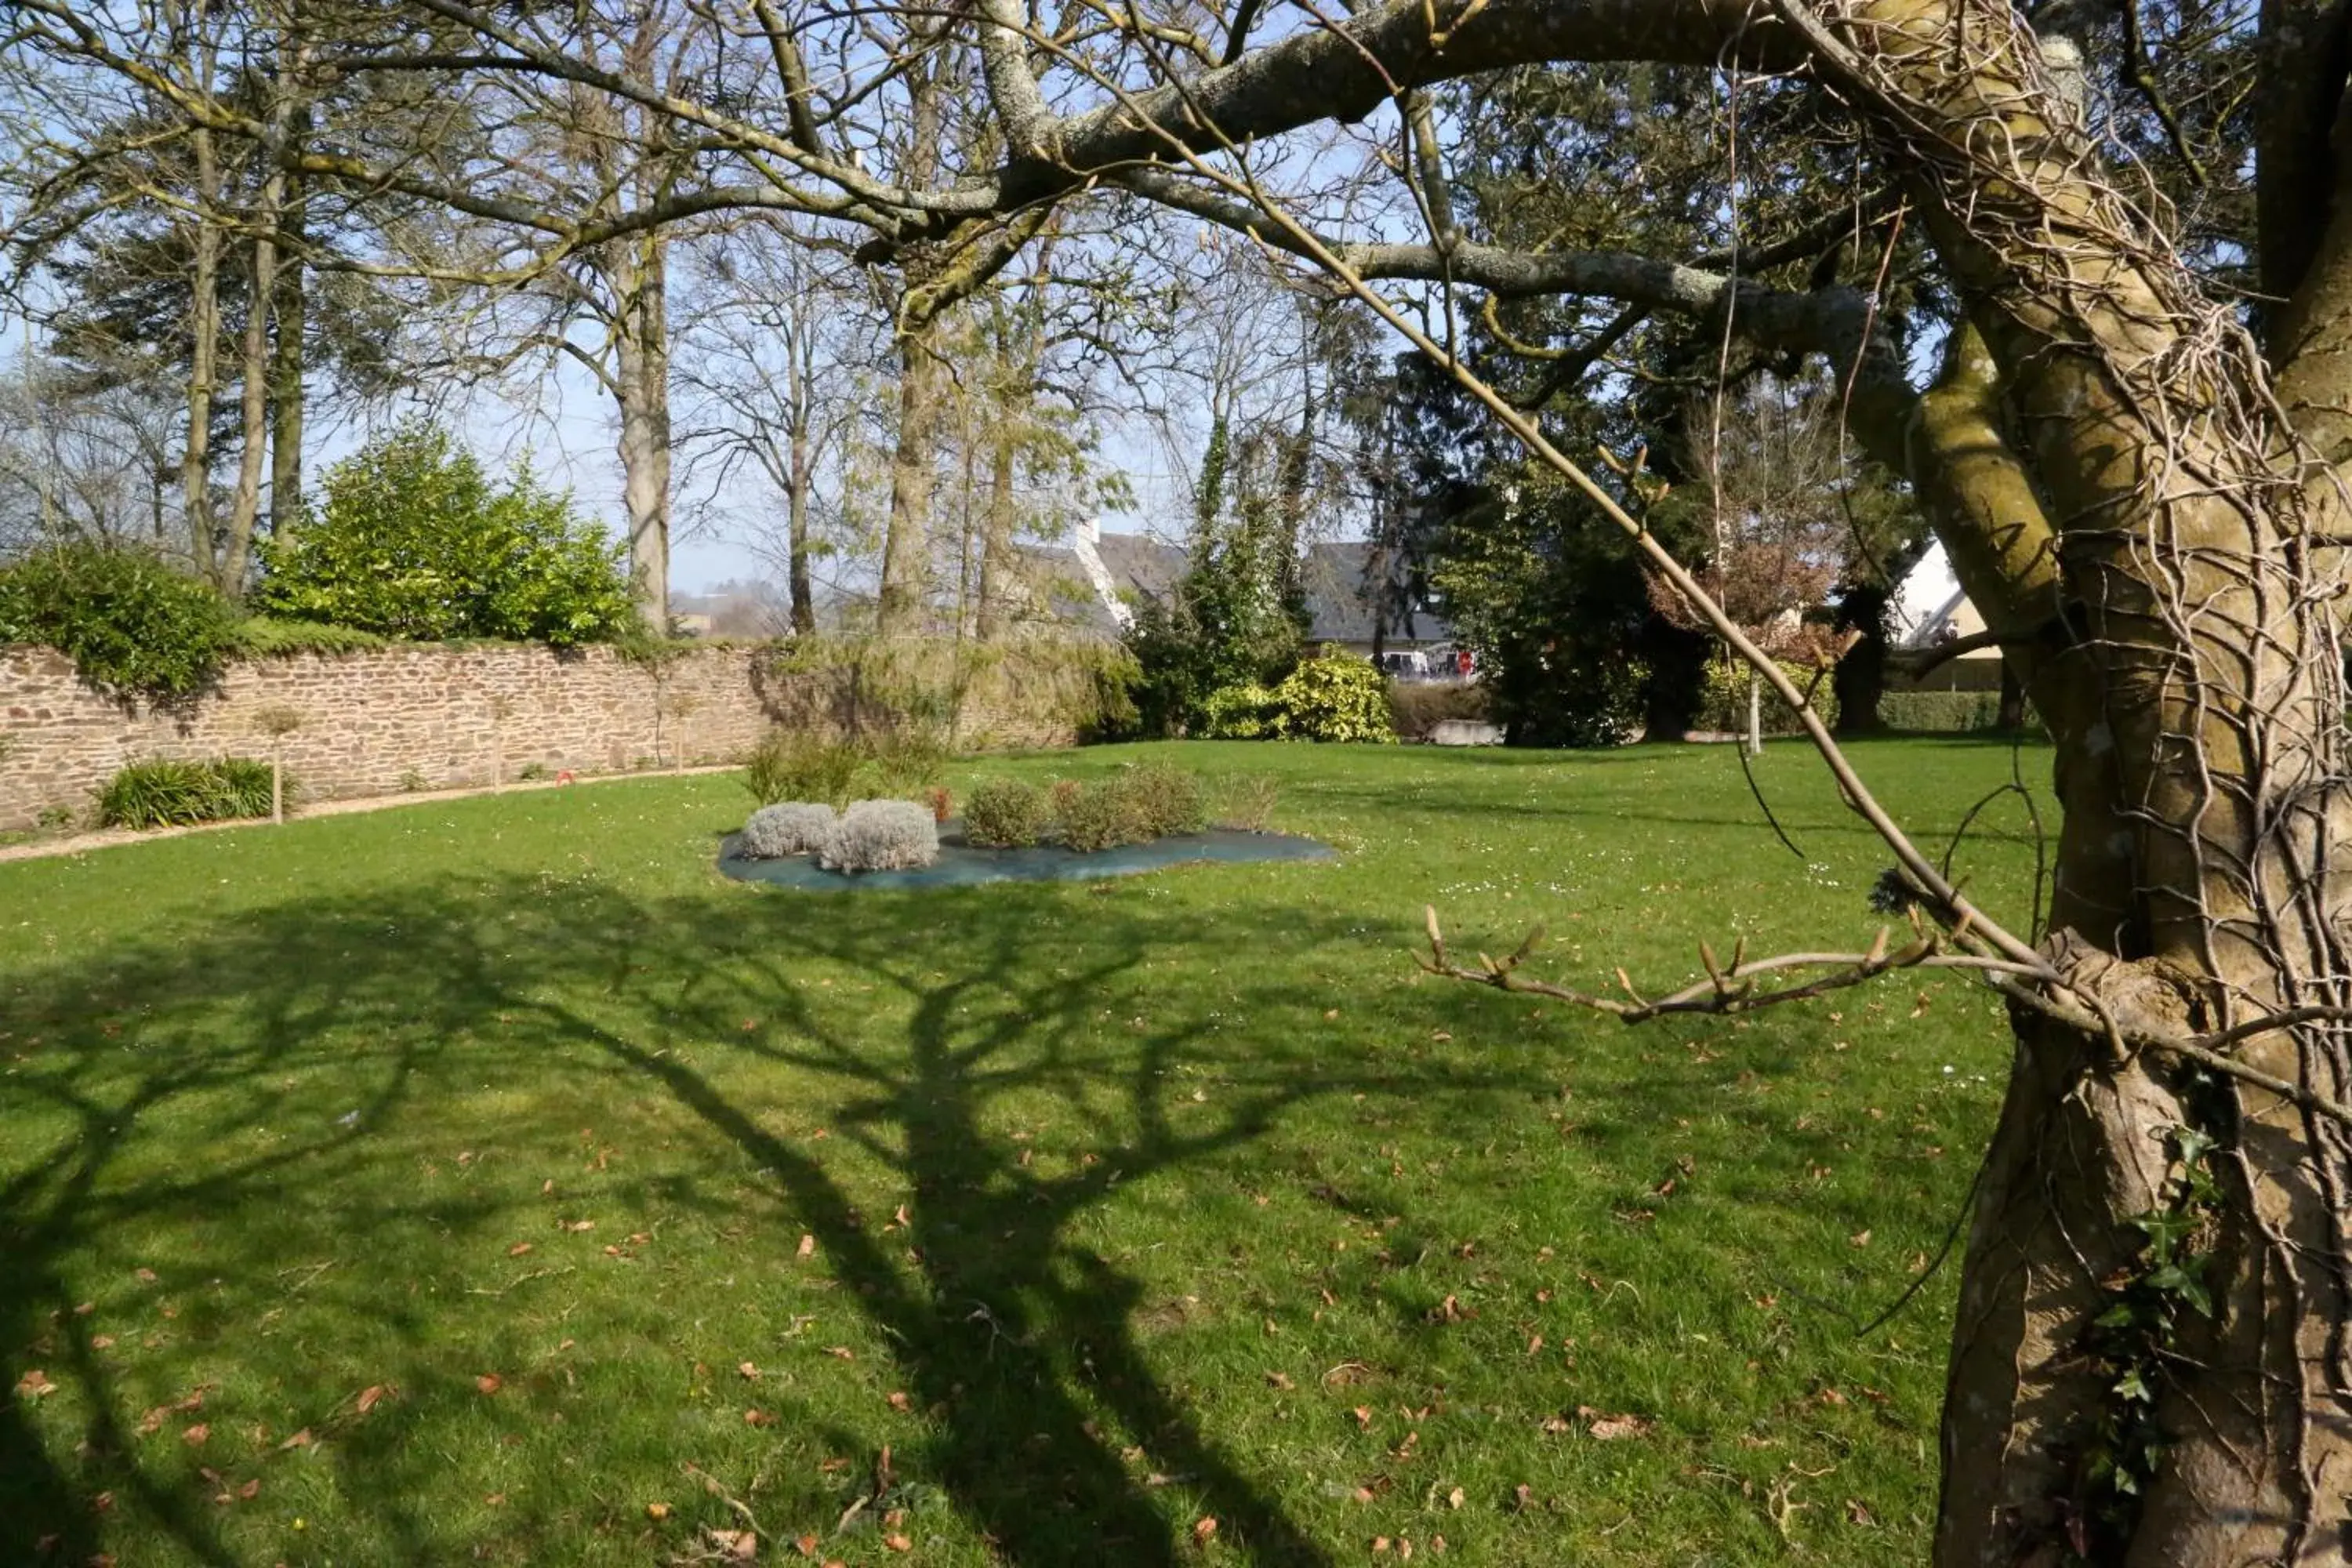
[0,640,1105,831]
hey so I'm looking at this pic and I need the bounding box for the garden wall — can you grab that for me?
[0,637,1127,830]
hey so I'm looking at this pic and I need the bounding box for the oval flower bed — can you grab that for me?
[718,764,1331,891]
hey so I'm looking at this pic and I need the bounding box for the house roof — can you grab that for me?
[1012,531,1456,648]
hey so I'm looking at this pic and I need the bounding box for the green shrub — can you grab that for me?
[1113,760,1207,837]
[1268,646,1396,742]
[96,756,281,829]
[963,777,1050,848]
[1051,779,1149,854]
[1878,690,2027,732]
[1211,774,1280,831]
[0,543,234,698]
[1695,659,1841,738]
[1387,680,1489,741]
[256,419,636,644]
[1198,682,1278,739]
[742,731,865,808]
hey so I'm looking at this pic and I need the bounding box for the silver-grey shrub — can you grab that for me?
[740,801,838,858]
[818,799,939,873]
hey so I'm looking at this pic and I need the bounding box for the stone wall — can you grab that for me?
[0,638,1127,830]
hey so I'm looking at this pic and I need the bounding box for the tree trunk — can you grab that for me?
[975,437,1018,640]
[269,116,310,530]
[787,419,816,635]
[1786,3,2352,1559]
[1744,668,1762,755]
[1831,582,1890,735]
[877,320,944,633]
[225,168,286,593]
[612,232,673,632]
[183,122,221,583]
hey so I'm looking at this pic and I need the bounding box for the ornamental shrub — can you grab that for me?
[97,756,281,829]
[740,802,837,858]
[256,419,635,644]
[963,777,1049,848]
[1051,779,1148,854]
[818,799,939,872]
[1197,682,1277,739]
[1267,646,1396,742]
[1386,680,1490,741]
[1210,773,1280,831]
[0,543,234,698]
[1112,760,1207,838]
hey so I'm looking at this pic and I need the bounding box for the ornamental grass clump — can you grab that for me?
[739,802,837,859]
[97,757,282,829]
[963,777,1049,848]
[818,799,939,873]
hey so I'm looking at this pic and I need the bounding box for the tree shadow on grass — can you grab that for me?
[0,868,1549,1566]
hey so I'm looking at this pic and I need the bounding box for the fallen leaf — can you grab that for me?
[238,1479,260,1501]
[355,1385,386,1415]
[14,1369,57,1400]
[475,1374,502,1395]
[1512,1483,1533,1512]
[1266,1371,1294,1390]
[1577,1406,1655,1441]
[705,1527,757,1561]
[745,1408,776,1427]
[795,1533,818,1555]
[1849,1229,1873,1249]
[883,1534,912,1552]
[886,1392,913,1411]
[826,1346,854,1360]
[1846,1497,1876,1526]
[739,1362,762,1381]
[90,1335,115,1351]
[138,1407,167,1435]
[1193,1516,1218,1543]
[1353,1406,1374,1429]
[279,1428,314,1450]
[73,1301,93,1316]
[1446,1486,1465,1509]
[797,1234,815,1260]
[563,1219,596,1233]
[135,1268,158,1283]
[507,1242,534,1258]
[646,1501,671,1521]
[181,1423,210,1445]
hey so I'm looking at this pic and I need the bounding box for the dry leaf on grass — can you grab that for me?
[1577,1406,1656,1440]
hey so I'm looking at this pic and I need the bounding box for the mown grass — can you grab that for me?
[0,737,2050,1566]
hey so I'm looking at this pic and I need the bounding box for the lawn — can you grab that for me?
[0,737,2049,1566]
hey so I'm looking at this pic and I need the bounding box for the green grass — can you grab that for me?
[0,738,2050,1566]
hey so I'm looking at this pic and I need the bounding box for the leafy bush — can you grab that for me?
[1051,779,1146,855]
[1268,647,1396,742]
[740,801,837,858]
[1211,774,1280,831]
[963,777,1049,848]
[0,543,234,698]
[818,799,939,873]
[97,756,281,829]
[1113,760,1207,837]
[1198,682,1277,739]
[1695,659,1841,738]
[743,731,866,808]
[256,419,636,644]
[1387,681,1489,741]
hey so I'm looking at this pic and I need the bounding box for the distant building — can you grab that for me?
[1889,541,2002,690]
